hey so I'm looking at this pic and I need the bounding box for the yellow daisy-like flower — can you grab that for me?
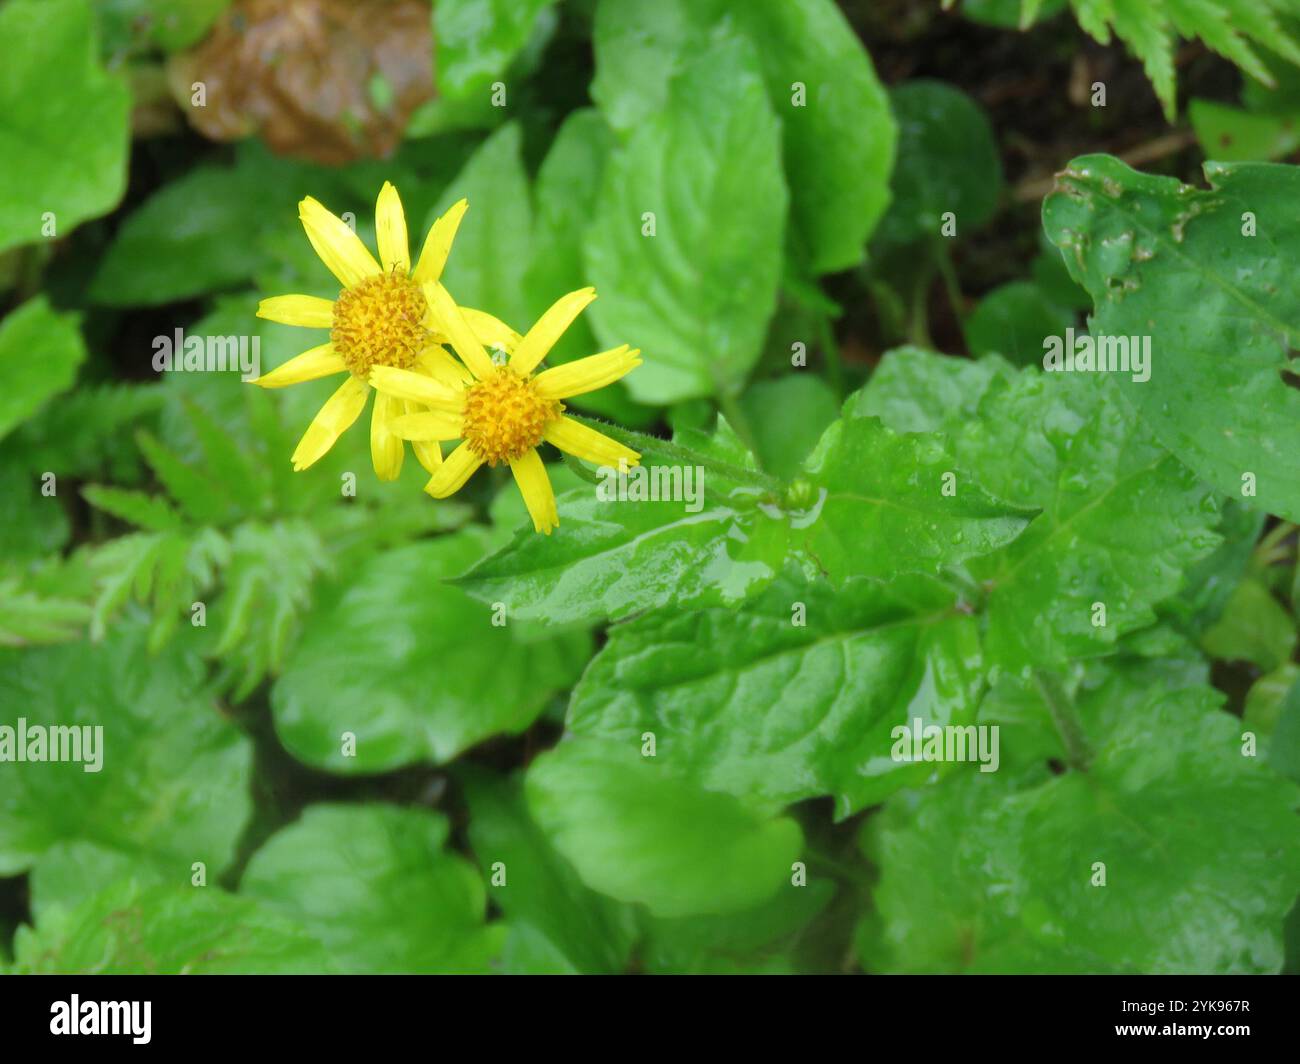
[250,183,520,480]
[369,281,642,534]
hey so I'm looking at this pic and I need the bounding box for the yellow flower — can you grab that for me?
[250,182,519,480]
[370,282,642,534]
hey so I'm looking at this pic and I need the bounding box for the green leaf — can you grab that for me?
[1043,155,1300,521]
[525,108,653,425]
[873,80,1002,248]
[1148,498,1265,642]
[12,879,334,974]
[729,0,896,272]
[740,375,841,481]
[591,0,896,273]
[1270,675,1300,784]
[460,768,639,974]
[525,109,616,359]
[584,32,787,403]
[0,622,253,877]
[1245,664,1300,738]
[90,164,285,306]
[8,381,164,481]
[526,736,804,918]
[953,370,1222,670]
[1189,98,1300,163]
[640,879,835,974]
[0,0,129,254]
[271,533,589,774]
[865,661,1300,972]
[569,568,985,817]
[0,297,87,441]
[427,122,533,330]
[98,0,233,51]
[964,281,1075,366]
[796,413,1035,585]
[1201,577,1297,672]
[460,485,787,625]
[241,804,501,974]
[459,411,1030,624]
[27,840,158,922]
[853,346,1015,434]
[434,0,558,99]
[457,422,789,624]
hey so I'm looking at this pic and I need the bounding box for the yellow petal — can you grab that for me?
[510,287,596,376]
[543,416,640,468]
[369,366,464,411]
[375,181,410,274]
[406,400,444,474]
[417,344,475,388]
[460,307,522,357]
[251,343,345,388]
[291,376,370,471]
[425,281,495,380]
[534,345,642,400]
[390,410,463,441]
[412,198,468,283]
[425,441,483,498]
[509,448,559,534]
[299,196,381,289]
[257,295,335,328]
[370,390,404,481]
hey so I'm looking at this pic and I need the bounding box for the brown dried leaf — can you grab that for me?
[168,0,436,164]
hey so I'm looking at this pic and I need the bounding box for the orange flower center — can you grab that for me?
[460,366,562,466]
[331,269,428,377]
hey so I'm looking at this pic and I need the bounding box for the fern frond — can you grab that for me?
[0,563,92,646]
[1011,0,1300,119]
[135,428,239,526]
[85,530,223,650]
[208,520,330,700]
[82,485,184,532]
[9,382,164,478]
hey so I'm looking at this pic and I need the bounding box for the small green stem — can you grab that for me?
[908,265,935,349]
[803,847,873,891]
[866,277,907,345]
[1254,521,1296,569]
[933,239,966,330]
[1032,670,1093,772]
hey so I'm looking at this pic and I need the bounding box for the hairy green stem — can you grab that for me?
[908,265,935,349]
[933,239,966,328]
